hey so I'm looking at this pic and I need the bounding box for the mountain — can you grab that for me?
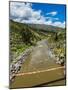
[28,23,65,33]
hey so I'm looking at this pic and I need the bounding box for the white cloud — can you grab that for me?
[45,20,52,25]
[53,21,65,28]
[10,2,47,24]
[10,2,44,22]
[46,11,57,16]
[32,10,41,19]
[10,2,32,20]
[10,2,65,28]
[54,18,59,20]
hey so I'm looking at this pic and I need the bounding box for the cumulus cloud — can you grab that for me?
[53,21,65,28]
[10,2,43,22]
[10,2,32,20]
[10,2,65,28]
[46,11,57,16]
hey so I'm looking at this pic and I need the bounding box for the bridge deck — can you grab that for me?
[10,66,65,88]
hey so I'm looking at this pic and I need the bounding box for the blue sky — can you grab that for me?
[32,3,66,22]
[10,2,66,28]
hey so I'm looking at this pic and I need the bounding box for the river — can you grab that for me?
[10,39,65,88]
[20,39,61,72]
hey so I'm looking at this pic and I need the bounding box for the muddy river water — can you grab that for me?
[11,39,65,88]
[20,39,62,72]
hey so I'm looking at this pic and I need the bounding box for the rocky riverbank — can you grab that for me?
[10,46,34,82]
